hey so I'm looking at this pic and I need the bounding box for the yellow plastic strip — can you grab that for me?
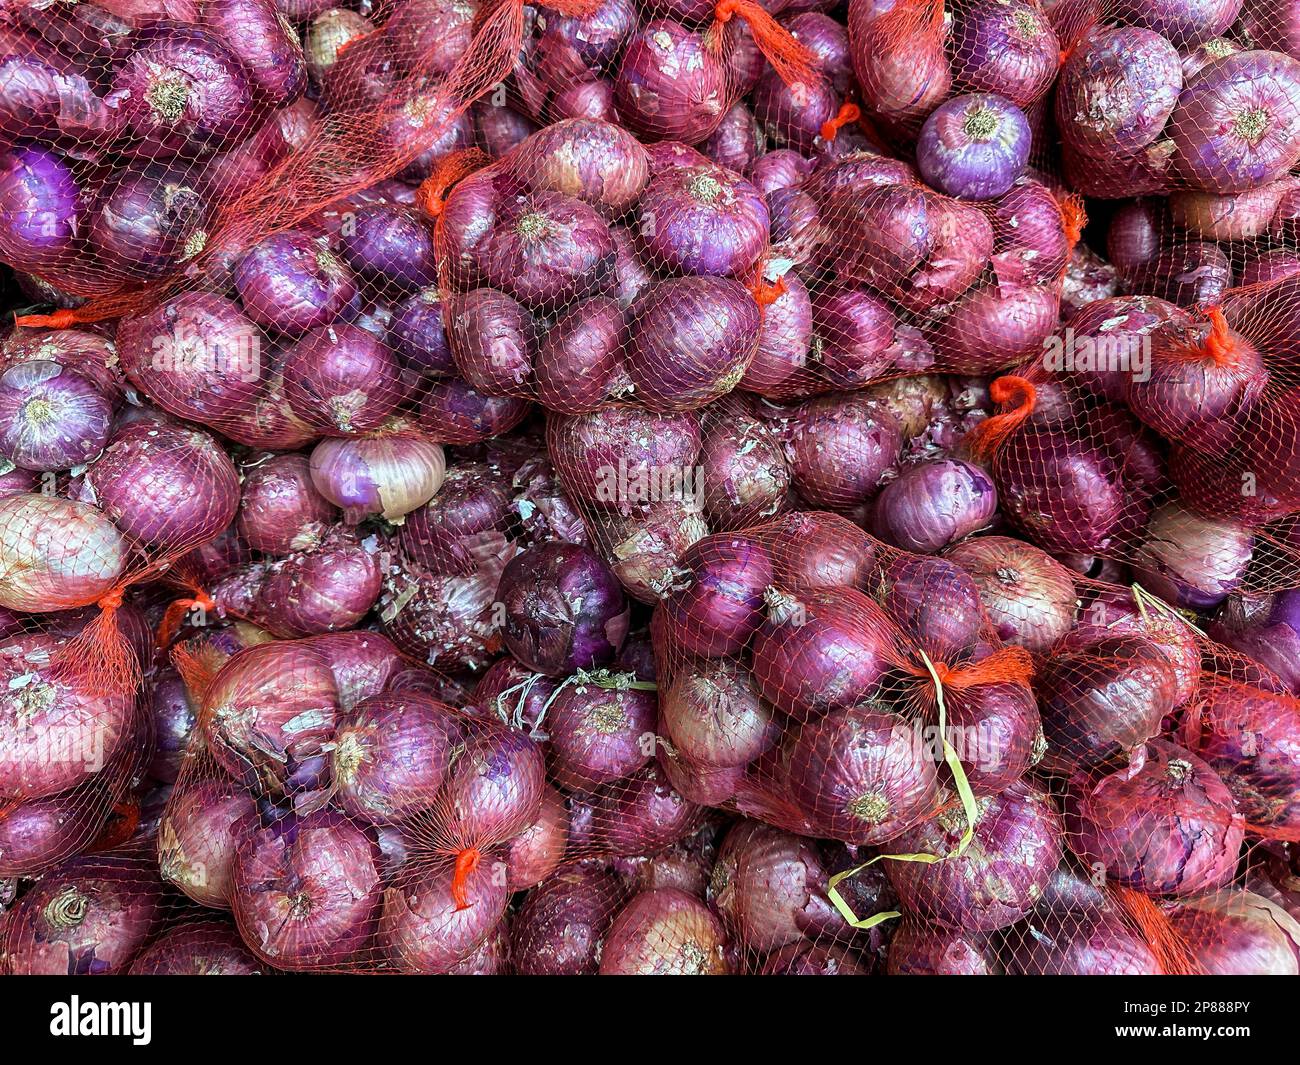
[825,651,980,929]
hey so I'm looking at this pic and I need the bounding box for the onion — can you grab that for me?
[0,496,127,610]
[332,692,460,825]
[926,281,1059,373]
[638,162,768,278]
[750,66,838,156]
[387,288,453,380]
[599,887,730,974]
[884,779,1062,930]
[595,762,701,856]
[878,555,986,661]
[535,296,628,414]
[951,0,1058,105]
[829,183,930,293]
[807,285,896,390]
[1056,28,1183,157]
[0,146,82,274]
[698,408,790,528]
[300,631,403,713]
[614,20,726,144]
[447,288,536,398]
[703,102,764,172]
[1037,634,1179,771]
[89,163,210,279]
[2,328,124,406]
[378,857,508,973]
[0,785,107,878]
[505,785,569,891]
[498,542,629,676]
[281,324,404,435]
[233,810,381,969]
[874,459,996,554]
[545,674,656,790]
[237,453,337,555]
[1241,247,1300,286]
[339,203,436,290]
[1060,294,1190,401]
[202,641,338,808]
[512,864,624,975]
[944,536,1076,652]
[662,659,779,769]
[443,724,546,849]
[1011,906,1162,974]
[917,93,1030,200]
[1073,587,1201,705]
[659,535,773,657]
[84,420,239,551]
[784,393,901,510]
[1170,890,1300,974]
[234,229,357,335]
[399,462,512,577]
[751,149,816,196]
[128,918,266,975]
[1194,677,1300,836]
[770,511,877,591]
[159,777,256,909]
[146,668,196,783]
[946,680,1041,795]
[309,435,445,523]
[659,749,745,806]
[1133,502,1253,610]
[0,362,112,473]
[304,8,372,85]
[1065,740,1244,896]
[848,0,951,137]
[1171,50,1300,192]
[521,117,649,216]
[380,558,501,673]
[118,292,265,428]
[886,922,998,974]
[2,854,162,974]
[787,704,939,844]
[596,490,707,599]
[417,378,531,445]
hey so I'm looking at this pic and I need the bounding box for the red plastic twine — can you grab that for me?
[898,646,1035,703]
[13,307,91,330]
[451,847,482,911]
[416,146,492,220]
[52,586,141,697]
[820,101,861,143]
[1058,193,1087,255]
[92,801,142,853]
[157,589,217,650]
[965,374,1038,462]
[1111,886,1201,975]
[713,0,817,88]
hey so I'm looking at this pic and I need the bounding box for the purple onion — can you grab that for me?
[159,777,257,908]
[281,324,403,435]
[90,163,210,279]
[917,93,1031,200]
[448,288,537,398]
[339,203,436,289]
[0,146,82,273]
[951,0,1059,105]
[546,677,657,790]
[638,162,769,278]
[810,285,896,389]
[0,361,112,472]
[513,865,624,975]
[234,228,357,334]
[614,20,726,144]
[387,287,454,379]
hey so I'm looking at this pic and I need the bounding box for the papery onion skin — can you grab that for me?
[662,659,779,769]
[417,378,531,445]
[1010,906,1163,974]
[0,362,112,473]
[944,536,1076,653]
[159,777,256,909]
[309,436,445,523]
[884,780,1063,931]
[917,93,1031,201]
[1036,635,1178,772]
[512,864,625,975]
[447,288,537,399]
[84,420,239,551]
[1169,890,1300,975]
[332,692,460,826]
[380,560,501,673]
[1064,741,1245,897]
[595,762,701,857]
[522,117,649,215]
[0,495,128,612]
[2,854,162,975]
[699,409,791,528]
[237,452,338,556]
[786,705,940,845]
[0,786,107,878]
[400,461,512,576]
[545,679,656,790]
[128,919,267,975]
[784,393,902,510]
[233,810,381,969]
[599,887,730,974]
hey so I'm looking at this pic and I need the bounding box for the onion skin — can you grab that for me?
[309,436,445,523]
[699,409,790,528]
[448,288,537,398]
[660,535,773,658]
[545,679,656,790]
[884,780,1062,931]
[303,631,404,713]
[0,361,112,473]
[874,459,997,554]
[596,498,709,602]
[2,328,125,406]
[1037,635,1178,772]
[282,324,403,435]
[379,561,501,673]
[744,270,813,395]
[879,555,986,661]
[784,394,901,510]
[886,922,998,974]
[400,462,512,576]
[944,536,1076,653]
[947,681,1041,795]
[614,20,726,144]
[0,495,127,611]
[388,288,453,379]
[1061,295,1190,401]
[339,204,436,290]
[599,887,730,974]
[1171,50,1300,192]
[159,778,256,909]
[787,705,940,845]
[2,854,162,975]
[234,229,357,335]
[85,420,239,551]
[661,659,779,769]
[926,281,1059,374]
[809,285,896,390]
[237,453,337,555]
[512,864,625,975]
[1065,741,1245,897]
[146,668,196,783]
[233,810,381,970]
[522,117,649,216]
[1011,906,1162,974]
[332,692,459,826]
[917,93,1031,201]
[417,378,531,446]
[128,919,267,975]
[0,146,82,274]
[703,102,764,173]
[1169,890,1300,975]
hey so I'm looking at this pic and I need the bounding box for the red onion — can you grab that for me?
[898,195,993,314]
[447,288,537,398]
[702,101,764,172]
[90,163,210,279]
[742,269,811,396]
[595,762,701,856]
[874,459,997,554]
[944,536,1076,652]
[237,453,338,555]
[926,280,1059,373]
[1011,905,1163,974]
[545,675,656,790]
[917,93,1031,201]
[599,887,730,973]
[886,922,999,974]
[387,288,453,379]
[417,377,531,445]
[946,679,1041,794]
[1169,890,1300,974]
[532,296,628,413]
[281,324,404,435]
[309,435,445,523]
[698,408,790,528]
[0,362,112,473]
[0,146,82,275]
[878,555,986,661]
[84,419,239,551]
[399,462,512,577]
[0,786,107,878]
[849,0,951,137]
[808,284,896,389]
[339,204,436,290]
[783,393,902,510]
[159,776,256,908]
[1133,503,1254,610]
[233,810,381,969]
[662,659,779,768]
[659,535,773,657]
[512,863,625,974]
[787,705,939,844]
[146,669,196,783]
[129,918,266,975]
[302,630,404,712]
[0,495,127,610]
[952,0,1058,105]
[638,161,769,278]
[304,8,371,85]
[1065,740,1244,896]
[443,725,546,848]
[2,854,162,974]
[594,499,710,602]
[380,559,502,673]
[203,641,337,808]
[659,749,745,806]
[234,229,357,335]
[521,117,649,216]
[380,857,509,973]
[830,183,930,293]
[1037,634,1180,771]
[1073,587,1201,706]
[505,785,569,891]
[614,20,726,144]
[769,511,877,591]
[332,692,460,825]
